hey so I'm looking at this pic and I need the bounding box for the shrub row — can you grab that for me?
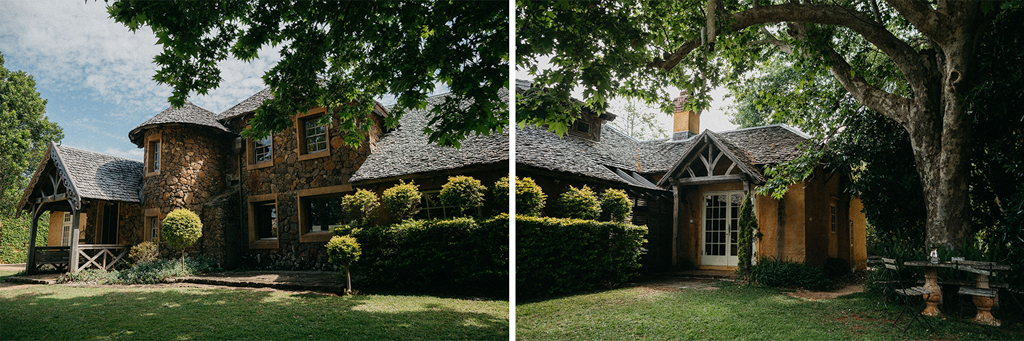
[58,257,221,285]
[517,216,647,300]
[349,214,508,297]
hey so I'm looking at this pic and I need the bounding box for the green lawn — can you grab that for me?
[0,271,17,281]
[517,281,1023,340]
[0,284,508,340]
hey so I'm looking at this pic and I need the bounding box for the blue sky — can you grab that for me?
[0,0,281,161]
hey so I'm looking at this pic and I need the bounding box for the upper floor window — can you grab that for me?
[295,108,331,160]
[304,119,328,154]
[147,140,161,173]
[254,136,272,163]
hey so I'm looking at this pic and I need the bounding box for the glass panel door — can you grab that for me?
[702,191,742,266]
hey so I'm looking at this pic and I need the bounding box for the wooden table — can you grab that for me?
[903,261,957,317]
[952,261,1011,326]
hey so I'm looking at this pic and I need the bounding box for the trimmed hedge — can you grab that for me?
[0,213,49,264]
[515,177,546,217]
[517,216,648,299]
[555,185,601,219]
[352,214,508,297]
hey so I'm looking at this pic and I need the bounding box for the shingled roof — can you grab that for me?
[517,119,810,189]
[18,143,143,213]
[129,101,232,146]
[217,87,274,120]
[349,89,510,183]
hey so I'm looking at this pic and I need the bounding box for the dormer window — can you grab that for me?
[574,121,591,134]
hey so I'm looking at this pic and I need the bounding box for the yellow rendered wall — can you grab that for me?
[672,110,700,134]
[755,182,807,263]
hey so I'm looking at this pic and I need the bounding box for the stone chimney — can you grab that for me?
[672,90,701,141]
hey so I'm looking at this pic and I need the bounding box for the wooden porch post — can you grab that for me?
[671,180,680,267]
[25,204,43,274]
[69,205,81,273]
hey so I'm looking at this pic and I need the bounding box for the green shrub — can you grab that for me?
[0,212,49,264]
[342,189,380,225]
[58,257,220,285]
[517,216,648,299]
[382,180,421,221]
[327,235,361,294]
[162,208,203,269]
[491,176,509,215]
[600,188,632,222]
[555,185,600,220]
[353,214,508,297]
[439,176,486,215]
[515,177,546,217]
[129,241,158,265]
[749,257,833,291]
[330,224,357,237]
[736,195,758,276]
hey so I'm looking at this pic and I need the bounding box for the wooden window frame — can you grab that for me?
[145,132,162,176]
[144,208,162,244]
[247,193,279,249]
[830,199,838,234]
[246,132,275,170]
[295,108,331,161]
[296,184,353,243]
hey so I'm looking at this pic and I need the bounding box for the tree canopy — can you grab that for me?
[517,0,1022,248]
[0,51,64,214]
[108,0,508,148]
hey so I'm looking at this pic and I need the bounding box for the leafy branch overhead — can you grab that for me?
[108,0,508,148]
[518,0,1023,248]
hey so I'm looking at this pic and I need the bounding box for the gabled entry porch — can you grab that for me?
[16,142,142,274]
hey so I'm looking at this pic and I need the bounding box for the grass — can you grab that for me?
[0,271,17,281]
[516,281,1023,340]
[0,284,508,340]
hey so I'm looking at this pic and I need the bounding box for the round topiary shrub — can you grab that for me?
[515,177,546,217]
[327,235,362,294]
[128,241,158,265]
[342,189,380,225]
[161,208,203,269]
[556,185,601,220]
[492,176,510,214]
[439,175,486,215]
[382,180,421,221]
[601,188,632,222]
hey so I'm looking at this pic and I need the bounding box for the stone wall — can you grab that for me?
[141,125,233,265]
[223,110,384,270]
[118,202,143,245]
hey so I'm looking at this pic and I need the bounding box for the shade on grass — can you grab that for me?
[0,285,508,340]
[517,281,1024,340]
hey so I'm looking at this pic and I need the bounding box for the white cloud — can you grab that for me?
[102,147,144,161]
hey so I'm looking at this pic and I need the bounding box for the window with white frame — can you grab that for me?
[254,136,272,163]
[61,212,73,246]
[415,191,463,219]
[148,140,161,172]
[830,202,838,234]
[149,216,160,242]
[303,118,328,154]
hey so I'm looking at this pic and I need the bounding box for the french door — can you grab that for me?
[701,191,743,267]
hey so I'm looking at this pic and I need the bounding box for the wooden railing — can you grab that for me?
[76,244,129,272]
[33,246,70,272]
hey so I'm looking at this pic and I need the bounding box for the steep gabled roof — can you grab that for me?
[18,143,143,212]
[655,130,765,187]
[129,101,232,146]
[349,89,510,183]
[217,87,274,121]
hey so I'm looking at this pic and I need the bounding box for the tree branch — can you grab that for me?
[885,0,950,44]
[821,43,912,126]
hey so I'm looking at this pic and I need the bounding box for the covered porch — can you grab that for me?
[17,142,143,274]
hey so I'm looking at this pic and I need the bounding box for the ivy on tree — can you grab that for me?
[108,0,508,148]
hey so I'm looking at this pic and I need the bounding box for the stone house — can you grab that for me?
[516,81,868,272]
[17,88,508,273]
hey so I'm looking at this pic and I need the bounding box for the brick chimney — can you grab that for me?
[672,90,701,141]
